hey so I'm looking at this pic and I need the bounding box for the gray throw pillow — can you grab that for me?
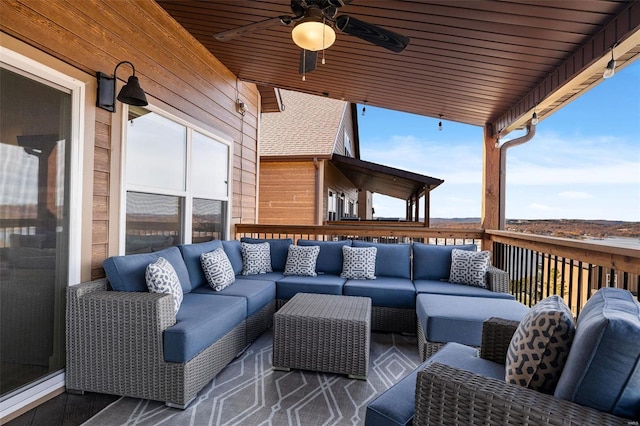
[241,242,272,275]
[340,245,377,280]
[201,248,235,291]
[449,248,490,287]
[145,256,183,314]
[284,244,320,277]
[506,295,575,394]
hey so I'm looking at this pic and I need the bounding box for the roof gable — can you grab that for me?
[260,89,348,157]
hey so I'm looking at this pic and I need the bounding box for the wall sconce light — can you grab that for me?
[96,61,148,112]
[603,47,616,79]
[291,8,336,52]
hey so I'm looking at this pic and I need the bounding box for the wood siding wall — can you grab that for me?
[1,0,259,280]
[323,162,359,221]
[258,161,317,225]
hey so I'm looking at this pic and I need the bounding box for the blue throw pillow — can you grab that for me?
[352,241,411,279]
[221,240,243,275]
[178,239,223,291]
[413,243,476,280]
[554,288,640,419]
[297,239,352,275]
[104,246,192,293]
[240,237,293,271]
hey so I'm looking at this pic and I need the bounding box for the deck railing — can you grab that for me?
[234,223,484,247]
[486,230,640,317]
[235,224,640,317]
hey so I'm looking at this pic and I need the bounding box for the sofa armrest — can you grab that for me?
[414,363,629,426]
[66,279,177,392]
[479,317,520,364]
[486,265,509,293]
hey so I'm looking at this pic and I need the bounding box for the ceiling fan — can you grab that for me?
[214,0,410,75]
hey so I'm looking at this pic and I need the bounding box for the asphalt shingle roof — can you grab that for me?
[260,89,347,157]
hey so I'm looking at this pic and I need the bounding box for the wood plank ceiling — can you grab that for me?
[157,0,639,135]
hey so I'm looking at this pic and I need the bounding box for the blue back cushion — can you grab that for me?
[297,239,352,275]
[177,240,223,291]
[240,237,293,272]
[554,288,640,419]
[222,240,243,275]
[103,246,192,293]
[352,241,411,279]
[412,243,476,280]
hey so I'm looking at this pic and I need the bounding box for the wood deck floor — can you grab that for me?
[4,392,119,426]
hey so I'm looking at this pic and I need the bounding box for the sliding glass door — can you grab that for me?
[0,65,72,397]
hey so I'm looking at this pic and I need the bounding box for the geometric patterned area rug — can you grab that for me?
[83,329,420,426]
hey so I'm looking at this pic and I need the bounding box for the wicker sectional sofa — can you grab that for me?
[66,237,518,409]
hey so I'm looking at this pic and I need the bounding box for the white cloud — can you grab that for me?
[527,203,558,212]
[360,126,639,220]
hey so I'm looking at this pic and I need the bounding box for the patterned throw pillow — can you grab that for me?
[241,242,272,275]
[506,295,576,394]
[145,257,183,314]
[284,245,320,277]
[201,248,235,291]
[340,245,377,280]
[449,248,490,287]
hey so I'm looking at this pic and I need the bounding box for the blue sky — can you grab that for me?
[357,60,640,221]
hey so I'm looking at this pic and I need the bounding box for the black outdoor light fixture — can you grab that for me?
[96,61,148,112]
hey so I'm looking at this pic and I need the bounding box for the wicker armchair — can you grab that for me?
[66,278,246,408]
[413,318,630,425]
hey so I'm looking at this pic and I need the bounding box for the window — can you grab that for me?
[344,131,352,157]
[124,106,230,254]
[327,190,336,221]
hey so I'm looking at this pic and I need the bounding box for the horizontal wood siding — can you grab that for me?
[1,0,259,277]
[258,161,316,225]
[324,162,359,220]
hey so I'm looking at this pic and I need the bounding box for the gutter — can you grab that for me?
[499,123,536,229]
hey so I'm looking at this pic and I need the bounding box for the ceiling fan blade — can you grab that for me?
[299,50,318,74]
[214,16,292,41]
[335,15,410,53]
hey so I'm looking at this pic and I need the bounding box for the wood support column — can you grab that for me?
[481,124,500,250]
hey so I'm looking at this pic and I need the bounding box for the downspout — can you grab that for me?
[313,157,320,225]
[499,123,536,229]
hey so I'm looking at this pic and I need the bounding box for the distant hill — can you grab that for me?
[429,218,640,239]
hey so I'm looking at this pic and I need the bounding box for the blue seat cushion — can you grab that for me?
[365,342,504,426]
[554,288,640,419]
[163,293,246,363]
[413,279,515,300]
[352,241,411,279]
[344,277,415,308]
[416,293,529,346]
[276,274,345,300]
[103,246,192,293]
[297,239,351,275]
[191,278,275,316]
[238,271,284,282]
[222,240,243,275]
[412,243,476,280]
[240,237,293,272]
[178,240,223,292]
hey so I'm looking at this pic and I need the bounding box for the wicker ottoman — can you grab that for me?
[273,293,372,379]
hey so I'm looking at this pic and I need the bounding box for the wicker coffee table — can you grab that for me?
[272,293,372,379]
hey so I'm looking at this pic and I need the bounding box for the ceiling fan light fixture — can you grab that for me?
[292,17,336,51]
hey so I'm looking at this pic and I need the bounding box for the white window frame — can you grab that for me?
[119,104,232,253]
[344,131,352,157]
[0,46,85,419]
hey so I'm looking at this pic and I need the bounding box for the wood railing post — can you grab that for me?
[482,124,500,251]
